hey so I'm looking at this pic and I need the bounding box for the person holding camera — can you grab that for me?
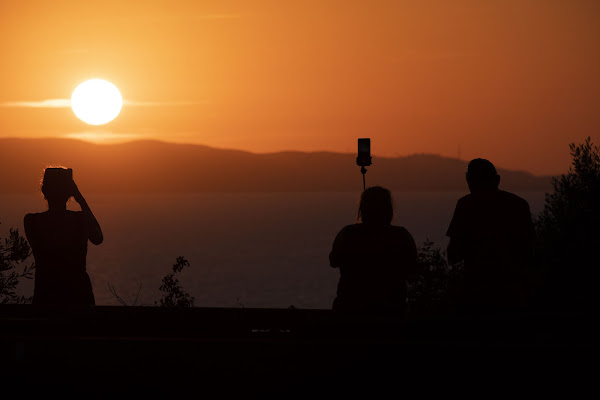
[329,186,418,315]
[24,167,103,306]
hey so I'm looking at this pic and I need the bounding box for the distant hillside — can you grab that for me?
[0,138,552,194]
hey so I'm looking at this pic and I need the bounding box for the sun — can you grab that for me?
[71,79,123,125]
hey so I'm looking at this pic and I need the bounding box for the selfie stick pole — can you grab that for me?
[356,147,371,192]
[361,166,367,191]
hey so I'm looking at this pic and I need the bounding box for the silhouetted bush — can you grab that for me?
[0,224,35,304]
[155,256,195,308]
[407,240,462,318]
[535,137,600,311]
[106,257,195,307]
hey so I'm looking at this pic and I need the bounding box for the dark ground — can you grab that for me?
[0,305,595,398]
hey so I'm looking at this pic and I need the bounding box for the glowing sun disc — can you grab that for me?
[71,79,123,125]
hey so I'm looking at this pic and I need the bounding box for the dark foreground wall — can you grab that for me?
[0,305,595,398]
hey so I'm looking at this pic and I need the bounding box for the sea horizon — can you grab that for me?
[0,190,547,308]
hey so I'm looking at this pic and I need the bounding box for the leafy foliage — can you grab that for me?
[535,137,600,309]
[407,239,462,317]
[155,256,195,308]
[0,224,35,304]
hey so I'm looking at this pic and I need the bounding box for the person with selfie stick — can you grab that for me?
[328,138,419,316]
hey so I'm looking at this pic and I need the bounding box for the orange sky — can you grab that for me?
[1,0,599,175]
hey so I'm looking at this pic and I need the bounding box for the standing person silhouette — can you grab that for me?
[446,159,535,317]
[329,186,418,315]
[24,167,103,306]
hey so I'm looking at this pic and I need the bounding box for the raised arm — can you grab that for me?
[72,182,103,245]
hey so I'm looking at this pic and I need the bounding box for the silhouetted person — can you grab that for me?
[24,167,103,306]
[447,159,535,317]
[329,186,418,315]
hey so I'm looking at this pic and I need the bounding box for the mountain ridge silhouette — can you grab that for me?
[0,138,551,193]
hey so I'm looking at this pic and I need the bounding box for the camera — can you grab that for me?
[43,168,74,196]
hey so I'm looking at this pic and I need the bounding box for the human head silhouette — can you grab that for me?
[466,158,500,193]
[358,186,394,225]
[41,167,74,205]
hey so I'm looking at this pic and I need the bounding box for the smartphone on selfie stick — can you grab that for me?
[356,138,371,191]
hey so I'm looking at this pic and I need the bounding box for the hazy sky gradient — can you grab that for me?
[1,0,599,175]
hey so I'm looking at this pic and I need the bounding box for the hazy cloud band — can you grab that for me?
[123,100,206,106]
[0,99,71,108]
[1,99,204,108]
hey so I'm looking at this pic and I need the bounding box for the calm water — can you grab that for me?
[0,191,547,308]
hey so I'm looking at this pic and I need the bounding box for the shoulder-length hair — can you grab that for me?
[357,186,394,225]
